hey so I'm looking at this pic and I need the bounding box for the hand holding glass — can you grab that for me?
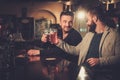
[49,28,58,44]
[41,29,50,43]
[41,28,58,44]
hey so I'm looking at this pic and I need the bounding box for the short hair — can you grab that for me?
[88,6,116,28]
[60,11,74,19]
[87,6,107,23]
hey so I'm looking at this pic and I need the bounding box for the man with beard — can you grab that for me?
[54,6,120,80]
[32,6,120,80]
[27,11,82,80]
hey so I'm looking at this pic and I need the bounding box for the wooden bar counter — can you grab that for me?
[15,53,68,80]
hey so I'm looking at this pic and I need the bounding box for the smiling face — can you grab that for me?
[60,15,73,33]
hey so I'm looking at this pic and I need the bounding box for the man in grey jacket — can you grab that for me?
[48,6,120,80]
[28,6,120,80]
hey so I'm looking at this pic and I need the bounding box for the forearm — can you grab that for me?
[56,39,78,55]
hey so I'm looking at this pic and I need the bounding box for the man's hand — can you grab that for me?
[27,49,40,56]
[87,58,99,67]
[41,34,48,43]
[29,56,40,62]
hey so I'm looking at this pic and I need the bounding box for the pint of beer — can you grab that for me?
[49,28,57,44]
[42,28,50,42]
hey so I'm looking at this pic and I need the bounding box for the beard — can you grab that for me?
[63,27,72,33]
[88,22,96,33]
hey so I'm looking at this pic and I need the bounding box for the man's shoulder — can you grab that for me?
[70,28,81,35]
[108,27,120,36]
[85,32,94,36]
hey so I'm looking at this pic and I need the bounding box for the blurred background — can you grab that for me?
[0,0,120,39]
[0,0,120,80]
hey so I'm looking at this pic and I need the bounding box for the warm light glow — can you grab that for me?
[77,66,87,80]
[65,1,71,5]
[77,11,86,19]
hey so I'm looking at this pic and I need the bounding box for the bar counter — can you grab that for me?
[0,40,69,80]
[15,53,68,80]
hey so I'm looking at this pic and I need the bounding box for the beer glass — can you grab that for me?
[43,28,50,42]
[49,28,57,44]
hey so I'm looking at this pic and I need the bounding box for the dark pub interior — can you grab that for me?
[0,0,120,80]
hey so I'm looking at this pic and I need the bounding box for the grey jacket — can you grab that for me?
[57,26,120,67]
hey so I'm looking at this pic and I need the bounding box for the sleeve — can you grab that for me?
[56,32,92,56]
[99,32,120,67]
[56,39,81,56]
